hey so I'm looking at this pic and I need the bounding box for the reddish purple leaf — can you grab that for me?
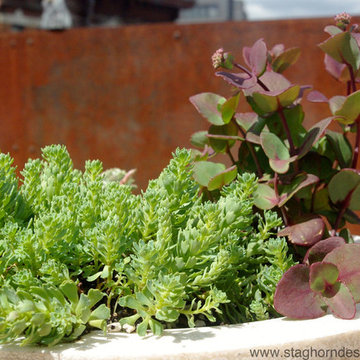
[323,282,356,319]
[258,71,291,91]
[215,71,257,89]
[303,237,346,265]
[296,85,312,103]
[249,39,268,76]
[324,244,360,302]
[352,33,360,48]
[243,71,291,96]
[278,218,325,247]
[307,90,329,103]
[242,46,252,69]
[324,54,346,80]
[274,264,326,319]
[278,173,319,207]
[297,117,333,159]
[269,158,291,174]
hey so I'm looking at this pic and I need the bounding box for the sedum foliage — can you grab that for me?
[0,145,293,345]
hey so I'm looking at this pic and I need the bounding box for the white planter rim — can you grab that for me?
[2,236,360,360]
[2,306,360,360]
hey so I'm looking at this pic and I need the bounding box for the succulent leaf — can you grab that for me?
[272,47,301,73]
[322,282,356,319]
[253,183,279,210]
[215,71,257,89]
[220,93,241,124]
[318,31,360,72]
[333,90,360,125]
[207,166,237,191]
[190,131,210,149]
[192,161,225,187]
[297,117,333,159]
[274,264,326,319]
[260,132,291,173]
[309,262,339,293]
[324,244,360,302]
[278,218,325,247]
[325,130,353,168]
[252,85,300,114]
[208,122,238,153]
[189,93,226,125]
[248,38,268,76]
[303,237,346,265]
[328,169,360,209]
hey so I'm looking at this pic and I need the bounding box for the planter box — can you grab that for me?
[1,307,360,360]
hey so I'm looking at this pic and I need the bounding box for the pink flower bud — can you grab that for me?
[211,48,224,69]
[334,12,351,25]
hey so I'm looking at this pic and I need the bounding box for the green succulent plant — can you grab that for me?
[0,145,293,344]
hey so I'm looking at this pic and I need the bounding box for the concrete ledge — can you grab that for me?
[2,306,360,360]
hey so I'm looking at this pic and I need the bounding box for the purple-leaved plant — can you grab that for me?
[190,13,360,241]
[190,13,360,320]
[274,240,360,319]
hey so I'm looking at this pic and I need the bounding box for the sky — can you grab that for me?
[242,0,360,21]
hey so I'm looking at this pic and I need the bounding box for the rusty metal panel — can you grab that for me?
[0,18,359,233]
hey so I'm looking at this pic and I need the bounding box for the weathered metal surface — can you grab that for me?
[0,17,359,231]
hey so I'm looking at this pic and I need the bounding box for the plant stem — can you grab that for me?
[235,122,263,178]
[273,172,289,226]
[278,106,295,155]
[273,172,280,198]
[351,116,360,169]
[226,144,236,165]
[205,188,214,202]
[333,190,354,233]
[348,64,357,93]
[234,63,270,92]
[310,183,320,213]
[347,80,351,96]
[333,207,347,234]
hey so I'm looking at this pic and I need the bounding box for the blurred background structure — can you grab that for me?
[1,0,360,31]
[177,0,246,23]
[0,0,246,30]
[0,1,359,231]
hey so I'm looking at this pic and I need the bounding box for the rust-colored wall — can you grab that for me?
[0,17,359,231]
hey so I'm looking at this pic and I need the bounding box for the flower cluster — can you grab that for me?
[211,48,224,69]
[334,12,351,29]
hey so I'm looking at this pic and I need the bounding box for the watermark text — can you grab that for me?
[249,346,360,359]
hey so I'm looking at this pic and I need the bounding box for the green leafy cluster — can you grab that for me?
[0,145,293,344]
